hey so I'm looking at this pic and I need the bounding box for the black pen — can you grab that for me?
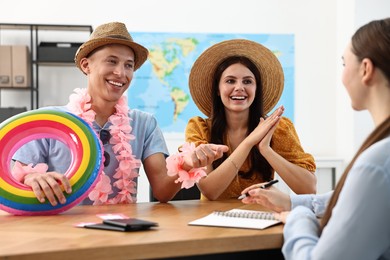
[238,179,279,200]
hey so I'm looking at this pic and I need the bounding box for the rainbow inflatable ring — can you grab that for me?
[0,109,104,215]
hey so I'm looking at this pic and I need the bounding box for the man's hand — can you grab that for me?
[24,172,72,206]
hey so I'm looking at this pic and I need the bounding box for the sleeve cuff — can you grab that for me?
[290,194,315,210]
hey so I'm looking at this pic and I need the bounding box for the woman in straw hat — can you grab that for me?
[12,22,226,206]
[241,18,390,259]
[184,39,317,200]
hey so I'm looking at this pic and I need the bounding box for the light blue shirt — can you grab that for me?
[283,136,390,260]
[13,106,169,204]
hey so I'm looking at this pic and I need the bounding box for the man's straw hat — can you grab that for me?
[189,39,284,116]
[74,22,148,71]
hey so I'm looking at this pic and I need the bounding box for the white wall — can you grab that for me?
[1,0,389,200]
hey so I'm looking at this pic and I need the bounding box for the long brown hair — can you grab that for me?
[320,18,390,232]
[210,56,273,181]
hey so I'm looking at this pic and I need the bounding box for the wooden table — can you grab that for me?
[0,200,283,259]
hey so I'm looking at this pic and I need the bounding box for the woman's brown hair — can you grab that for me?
[320,18,390,232]
[210,56,273,181]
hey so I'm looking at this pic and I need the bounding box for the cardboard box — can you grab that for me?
[38,42,82,62]
[0,45,12,87]
[11,45,31,88]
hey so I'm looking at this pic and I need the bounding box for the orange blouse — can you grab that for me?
[185,116,316,200]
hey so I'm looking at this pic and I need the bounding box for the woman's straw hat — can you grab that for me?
[74,22,148,71]
[189,39,284,116]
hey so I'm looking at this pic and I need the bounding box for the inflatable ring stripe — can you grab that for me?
[0,110,102,214]
[1,116,88,196]
[0,120,97,203]
[0,110,103,215]
[1,120,85,197]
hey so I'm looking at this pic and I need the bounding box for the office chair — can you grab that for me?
[149,185,200,202]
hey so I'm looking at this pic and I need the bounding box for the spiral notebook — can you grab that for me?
[189,209,281,230]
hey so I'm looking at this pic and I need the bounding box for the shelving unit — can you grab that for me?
[0,23,92,110]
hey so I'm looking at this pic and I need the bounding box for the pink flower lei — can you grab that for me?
[166,142,207,189]
[67,88,141,205]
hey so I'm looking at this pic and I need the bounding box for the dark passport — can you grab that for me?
[84,218,158,232]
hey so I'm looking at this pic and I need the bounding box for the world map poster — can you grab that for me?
[128,33,294,133]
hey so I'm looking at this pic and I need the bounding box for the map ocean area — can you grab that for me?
[128,33,294,133]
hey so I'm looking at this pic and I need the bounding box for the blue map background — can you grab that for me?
[128,33,294,133]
